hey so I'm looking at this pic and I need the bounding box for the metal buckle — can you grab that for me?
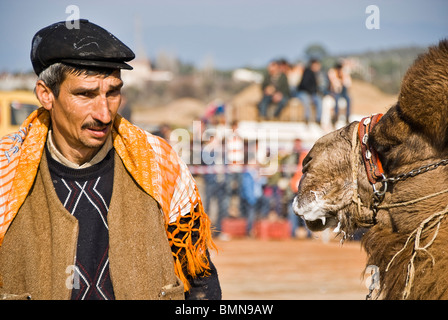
[372,174,388,198]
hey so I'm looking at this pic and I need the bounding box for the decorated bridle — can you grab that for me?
[356,113,448,218]
[357,114,387,215]
[358,114,384,184]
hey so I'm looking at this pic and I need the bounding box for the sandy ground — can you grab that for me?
[211,236,369,300]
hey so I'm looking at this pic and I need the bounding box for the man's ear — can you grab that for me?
[35,80,55,110]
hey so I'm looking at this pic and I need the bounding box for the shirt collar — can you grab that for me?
[46,129,113,169]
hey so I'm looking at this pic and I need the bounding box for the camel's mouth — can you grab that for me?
[292,192,339,231]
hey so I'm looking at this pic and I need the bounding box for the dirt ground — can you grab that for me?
[211,236,369,300]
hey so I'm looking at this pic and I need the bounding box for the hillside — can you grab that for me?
[132,79,397,127]
[132,97,207,128]
[349,79,397,115]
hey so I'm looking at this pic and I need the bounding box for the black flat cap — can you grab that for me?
[31,19,135,75]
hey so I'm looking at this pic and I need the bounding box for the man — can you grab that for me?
[257,60,291,120]
[0,19,221,300]
[328,61,352,125]
[296,59,323,125]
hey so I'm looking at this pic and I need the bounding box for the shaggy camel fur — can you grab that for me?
[293,39,448,299]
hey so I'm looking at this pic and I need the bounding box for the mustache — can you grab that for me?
[81,120,112,130]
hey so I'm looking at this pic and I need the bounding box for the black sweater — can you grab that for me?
[47,147,115,300]
[297,67,318,94]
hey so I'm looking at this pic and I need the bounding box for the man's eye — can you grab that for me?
[107,89,121,97]
[77,91,93,97]
[302,156,312,173]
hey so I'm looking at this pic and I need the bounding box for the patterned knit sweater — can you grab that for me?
[46,147,115,300]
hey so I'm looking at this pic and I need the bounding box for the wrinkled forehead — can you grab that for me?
[67,67,121,80]
[62,69,123,90]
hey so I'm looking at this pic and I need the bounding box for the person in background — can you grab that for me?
[286,61,304,97]
[202,134,227,238]
[240,141,268,236]
[258,60,291,120]
[288,139,311,239]
[296,59,323,125]
[328,60,352,125]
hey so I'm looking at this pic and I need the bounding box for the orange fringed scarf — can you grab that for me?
[0,108,215,291]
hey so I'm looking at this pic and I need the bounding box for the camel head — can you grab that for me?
[292,121,377,236]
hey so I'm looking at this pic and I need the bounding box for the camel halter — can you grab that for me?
[358,114,385,185]
[353,113,448,217]
[351,114,386,227]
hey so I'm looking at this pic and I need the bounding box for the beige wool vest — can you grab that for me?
[0,150,184,300]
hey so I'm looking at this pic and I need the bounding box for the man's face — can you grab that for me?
[49,70,123,157]
[311,62,321,72]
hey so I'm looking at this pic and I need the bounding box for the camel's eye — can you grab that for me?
[302,155,312,173]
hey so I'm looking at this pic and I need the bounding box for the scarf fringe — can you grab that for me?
[167,190,217,291]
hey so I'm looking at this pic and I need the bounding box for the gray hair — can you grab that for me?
[36,63,117,98]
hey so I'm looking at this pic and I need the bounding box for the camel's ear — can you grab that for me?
[398,39,448,149]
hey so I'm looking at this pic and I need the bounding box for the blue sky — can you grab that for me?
[0,0,447,72]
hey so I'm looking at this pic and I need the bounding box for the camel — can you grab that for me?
[292,39,448,300]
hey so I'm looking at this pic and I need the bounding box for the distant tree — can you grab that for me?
[304,43,328,61]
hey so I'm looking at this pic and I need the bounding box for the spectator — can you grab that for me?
[258,60,291,120]
[240,141,269,236]
[224,120,244,223]
[288,139,312,238]
[202,134,228,238]
[296,59,323,125]
[328,60,352,125]
[286,62,304,97]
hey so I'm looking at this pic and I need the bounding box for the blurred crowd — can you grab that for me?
[153,108,312,240]
[147,58,354,241]
[199,127,309,240]
[258,58,352,126]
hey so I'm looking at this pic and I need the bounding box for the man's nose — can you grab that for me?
[93,96,112,124]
